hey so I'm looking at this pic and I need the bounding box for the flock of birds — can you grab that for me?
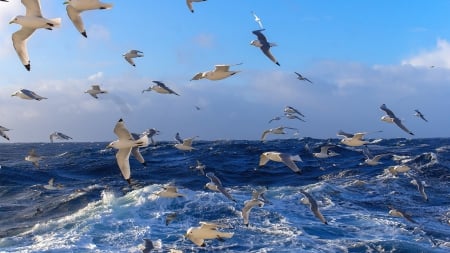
[0,0,437,250]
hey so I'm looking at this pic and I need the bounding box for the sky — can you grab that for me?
[0,0,450,143]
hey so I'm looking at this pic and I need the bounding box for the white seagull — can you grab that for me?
[11,89,47,101]
[64,0,113,38]
[185,221,234,247]
[251,11,263,29]
[174,132,197,151]
[186,0,206,13]
[156,184,185,198]
[261,126,298,141]
[191,63,242,81]
[106,119,149,184]
[25,149,42,168]
[123,49,143,67]
[85,85,107,99]
[337,130,370,147]
[142,81,179,96]
[361,146,389,166]
[0,126,11,141]
[49,132,72,143]
[299,189,328,224]
[410,177,428,202]
[380,104,414,135]
[284,106,305,117]
[242,188,267,226]
[259,151,302,174]
[43,178,63,190]
[312,145,339,159]
[294,72,313,83]
[9,0,62,71]
[205,172,236,202]
[251,29,280,66]
[414,109,428,122]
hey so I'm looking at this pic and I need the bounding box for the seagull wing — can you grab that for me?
[156,82,179,96]
[131,147,145,164]
[116,147,131,181]
[23,0,42,17]
[124,56,135,66]
[186,0,194,12]
[261,46,279,65]
[380,104,396,118]
[252,29,268,44]
[279,153,301,173]
[206,172,223,187]
[0,130,9,141]
[12,28,34,69]
[214,65,230,72]
[393,118,414,135]
[89,93,98,99]
[261,129,271,141]
[258,153,270,166]
[92,85,101,91]
[337,130,353,138]
[66,5,85,36]
[113,119,132,140]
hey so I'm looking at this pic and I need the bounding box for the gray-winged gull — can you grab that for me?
[205,172,236,202]
[259,151,302,174]
[191,63,242,81]
[64,0,113,38]
[85,85,107,99]
[185,221,234,247]
[142,81,179,96]
[11,89,47,101]
[380,104,414,135]
[299,189,328,224]
[251,29,280,66]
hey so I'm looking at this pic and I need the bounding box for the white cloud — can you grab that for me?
[402,39,450,69]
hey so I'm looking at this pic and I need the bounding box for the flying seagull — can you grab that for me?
[205,172,236,202]
[185,221,234,247]
[174,132,197,151]
[294,72,312,83]
[49,132,72,143]
[380,104,414,135]
[251,11,263,29]
[142,81,179,96]
[242,188,267,226]
[261,126,298,141]
[259,151,302,174]
[64,0,113,38]
[106,119,149,184]
[414,109,428,122]
[186,0,206,13]
[299,189,328,224]
[11,89,47,101]
[85,85,107,99]
[250,29,280,66]
[10,0,62,71]
[123,49,143,67]
[0,126,11,141]
[284,106,305,117]
[25,149,42,168]
[191,63,242,81]
[337,130,370,147]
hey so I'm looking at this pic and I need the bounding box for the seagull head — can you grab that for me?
[9,16,22,25]
[250,40,262,47]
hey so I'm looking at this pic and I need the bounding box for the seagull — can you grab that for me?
[251,11,263,29]
[142,81,179,96]
[186,0,206,13]
[414,109,428,122]
[49,132,72,143]
[165,212,177,226]
[191,63,242,81]
[9,0,62,71]
[185,221,234,247]
[106,119,149,184]
[174,133,197,151]
[156,184,185,198]
[11,89,47,101]
[386,165,411,176]
[299,189,328,224]
[123,49,143,67]
[251,29,280,66]
[284,106,305,117]
[294,72,312,83]
[43,178,63,190]
[242,188,267,226]
[141,239,154,253]
[410,177,428,202]
[283,112,306,122]
[64,0,113,38]
[380,104,414,135]
[192,160,206,175]
[140,128,160,145]
[25,149,41,168]
[312,145,339,159]
[388,206,416,223]
[85,85,107,99]
[0,126,11,141]
[205,172,236,202]
[261,126,298,141]
[361,146,389,165]
[268,116,281,123]
[337,130,370,147]
[259,151,302,174]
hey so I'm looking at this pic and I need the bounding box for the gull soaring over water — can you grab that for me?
[43,178,63,190]
[414,109,428,122]
[312,145,339,159]
[64,0,113,38]
[185,221,234,247]
[299,189,328,224]
[11,89,47,101]
[388,206,416,223]
[186,0,206,13]
[156,184,185,198]
[123,50,143,67]
[142,81,179,96]
[337,130,370,147]
[380,104,414,135]
[205,172,236,202]
[361,146,389,165]
[49,132,72,143]
[259,151,302,174]
[410,177,428,201]
[251,29,280,66]
[9,0,62,71]
[106,119,149,184]
[242,188,267,226]
[85,85,107,99]
[261,126,298,141]
[174,132,197,151]
[191,63,242,81]
[294,72,313,83]
[0,126,11,141]
[25,149,41,168]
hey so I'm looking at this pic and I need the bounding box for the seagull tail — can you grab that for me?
[48,18,62,28]
[269,42,277,47]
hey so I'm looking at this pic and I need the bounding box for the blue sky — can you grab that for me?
[0,0,449,142]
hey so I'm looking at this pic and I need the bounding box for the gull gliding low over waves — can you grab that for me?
[242,188,267,226]
[205,172,236,202]
[85,85,107,99]
[259,151,302,174]
[299,189,328,224]
[142,81,179,96]
[64,0,113,38]
[10,0,62,71]
[380,104,414,135]
[251,29,280,66]
[49,132,72,143]
[174,132,197,151]
[107,119,149,184]
[261,126,298,141]
[11,89,47,101]
[0,126,11,141]
[337,130,382,147]
[25,148,42,168]
[191,63,242,81]
[185,221,234,247]
[410,177,428,201]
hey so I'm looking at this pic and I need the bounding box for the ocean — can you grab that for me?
[0,138,449,252]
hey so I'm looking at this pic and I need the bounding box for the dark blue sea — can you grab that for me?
[0,138,449,252]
